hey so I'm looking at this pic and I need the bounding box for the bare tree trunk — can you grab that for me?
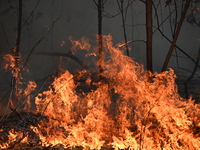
[98,0,103,78]
[145,0,153,73]
[10,0,22,109]
[162,0,191,72]
[15,0,22,63]
[117,0,129,56]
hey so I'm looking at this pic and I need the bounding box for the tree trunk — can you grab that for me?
[10,0,22,109]
[145,0,153,72]
[98,0,103,78]
[118,0,129,56]
[161,0,191,72]
[15,0,22,59]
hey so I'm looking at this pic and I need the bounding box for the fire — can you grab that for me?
[2,54,36,111]
[0,35,200,149]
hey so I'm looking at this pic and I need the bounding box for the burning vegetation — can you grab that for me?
[0,35,200,149]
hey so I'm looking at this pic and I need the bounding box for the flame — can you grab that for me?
[1,35,200,149]
[69,36,91,53]
[23,81,37,111]
[3,54,36,111]
[3,54,21,79]
[3,54,16,70]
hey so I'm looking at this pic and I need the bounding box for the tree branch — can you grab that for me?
[162,0,191,71]
[117,0,129,56]
[21,0,40,29]
[23,18,60,67]
[152,1,200,69]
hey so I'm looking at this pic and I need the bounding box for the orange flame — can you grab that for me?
[1,35,200,149]
[2,53,36,111]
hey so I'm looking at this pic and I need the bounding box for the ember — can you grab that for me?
[0,35,200,149]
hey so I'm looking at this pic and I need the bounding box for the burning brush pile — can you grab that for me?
[0,35,200,149]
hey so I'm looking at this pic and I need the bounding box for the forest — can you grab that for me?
[0,0,200,149]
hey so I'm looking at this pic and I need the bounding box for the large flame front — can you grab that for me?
[1,35,200,149]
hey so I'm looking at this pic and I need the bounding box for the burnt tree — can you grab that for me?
[145,0,153,73]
